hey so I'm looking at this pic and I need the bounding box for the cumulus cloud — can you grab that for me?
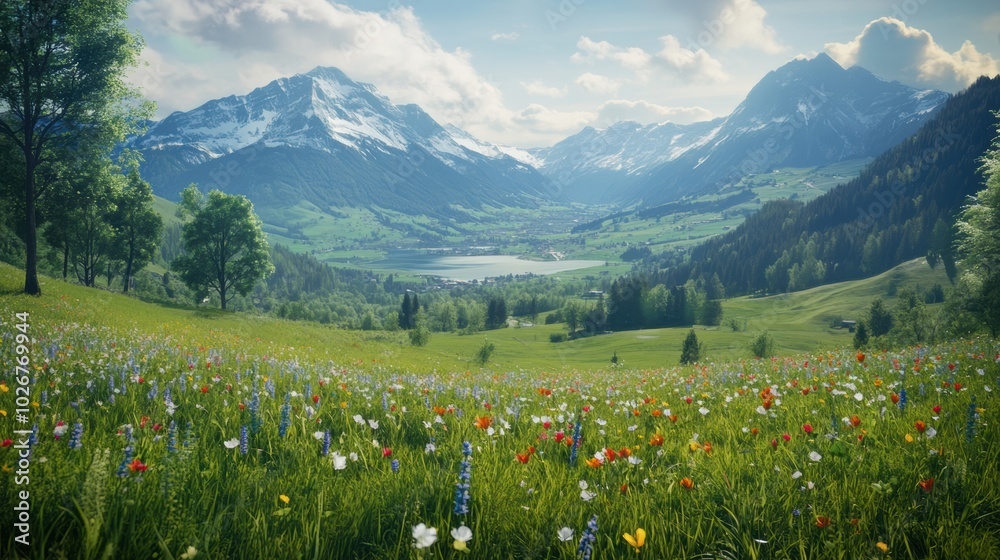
[127,0,533,143]
[512,104,595,133]
[656,0,784,54]
[575,73,620,95]
[491,32,519,41]
[596,99,713,125]
[520,80,568,98]
[825,18,998,91]
[571,35,727,82]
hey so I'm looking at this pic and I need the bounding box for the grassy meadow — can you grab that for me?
[1,261,997,559]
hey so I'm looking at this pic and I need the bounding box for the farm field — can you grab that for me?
[2,261,998,559]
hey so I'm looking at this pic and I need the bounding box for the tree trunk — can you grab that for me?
[23,148,41,295]
[122,237,135,293]
[62,242,69,279]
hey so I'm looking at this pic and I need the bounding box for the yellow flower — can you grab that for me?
[0,383,8,392]
[876,542,889,554]
[31,401,39,408]
[905,434,914,443]
[688,441,702,452]
[279,495,290,504]
[0,410,6,417]
[340,401,348,409]
[623,528,646,552]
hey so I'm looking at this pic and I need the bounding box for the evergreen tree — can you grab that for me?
[399,293,412,330]
[867,298,894,338]
[680,329,701,364]
[852,321,870,349]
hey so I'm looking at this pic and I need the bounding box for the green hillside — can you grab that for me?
[0,257,949,372]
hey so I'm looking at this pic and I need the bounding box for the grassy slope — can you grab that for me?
[0,257,949,373]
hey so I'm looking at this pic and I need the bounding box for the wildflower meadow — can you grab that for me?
[1,312,999,559]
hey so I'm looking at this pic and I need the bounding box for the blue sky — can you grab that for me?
[127,0,999,147]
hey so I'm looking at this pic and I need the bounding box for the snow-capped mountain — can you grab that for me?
[534,53,950,206]
[133,66,549,217]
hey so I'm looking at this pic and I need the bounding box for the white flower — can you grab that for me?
[809,451,822,462]
[807,481,815,490]
[349,452,359,461]
[367,419,379,430]
[179,546,199,559]
[223,438,239,449]
[313,431,325,440]
[756,405,768,415]
[53,424,69,437]
[332,453,347,471]
[486,427,495,437]
[425,442,436,454]
[698,407,710,416]
[579,480,589,490]
[411,523,437,549]
[628,424,638,432]
[925,427,937,439]
[580,489,596,501]
[352,414,364,425]
[791,470,802,479]
[628,456,642,465]
[451,525,473,543]
[854,392,864,401]
[557,527,574,541]
[595,418,607,426]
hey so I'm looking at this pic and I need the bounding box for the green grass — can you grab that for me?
[0,259,997,559]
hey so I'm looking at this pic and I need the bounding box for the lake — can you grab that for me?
[369,250,606,281]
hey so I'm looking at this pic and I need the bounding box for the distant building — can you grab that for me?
[841,320,857,332]
[582,290,604,300]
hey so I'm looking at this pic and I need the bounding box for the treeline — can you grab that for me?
[656,75,1000,296]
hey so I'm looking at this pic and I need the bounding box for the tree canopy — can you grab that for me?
[172,185,274,310]
[0,0,151,294]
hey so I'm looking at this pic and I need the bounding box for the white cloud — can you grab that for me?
[596,99,713,125]
[825,18,998,91]
[520,80,568,98]
[571,37,652,76]
[691,0,785,54]
[512,104,595,133]
[491,32,519,41]
[571,35,727,83]
[656,36,728,82]
[575,73,620,95]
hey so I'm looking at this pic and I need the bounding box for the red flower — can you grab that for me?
[200,385,209,394]
[137,376,145,384]
[582,405,591,413]
[954,383,963,392]
[239,403,246,411]
[856,352,866,363]
[679,477,694,490]
[685,396,693,404]
[890,393,900,404]
[1,439,12,448]
[802,423,813,435]
[850,415,861,427]
[919,478,934,492]
[604,448,617,462]
[933,405,941,414]
[948,363,956,371]
[649,433,665,446]
[516,452,530,464]
[619,447,631,458]
[474,416,493,430]
[771,438,778,450]
[815,516,831,529]
[554,431,565,443]
[782,433,791,442]
[140,416,150,429]
[128,459,147,473]
[382,448,393,458]
[152,423,162,432]
[914,420,926,433]
[620,483,629,494]
[668,414,678,423]
[542,420,551,429]
[312,394,320,404]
